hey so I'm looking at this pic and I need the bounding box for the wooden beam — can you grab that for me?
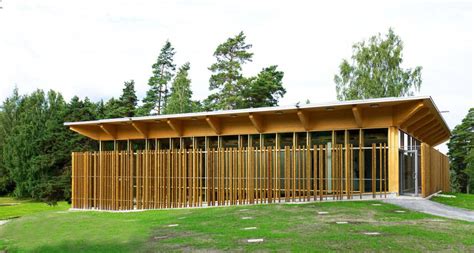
[418,125,443,140]
[413,122,439,138]
[352,105,363,127]
[70,126,100,140]
[423,128,447,144]
[400,108,430,129]
[407,117,436,135]
[99,124,117,139]
[167,119,183,136]
[397,102,425,126]
[205,116,221,135]
[297,110,310,131]
[131,122,149,138]
[431,133,450,147]
[249,113,264,133]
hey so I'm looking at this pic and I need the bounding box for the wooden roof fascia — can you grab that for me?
[249,113,264,133]
[297,110,310,131]
[431,133,450,147]
[167,119,183,136]
[205,116,221,135]
[131,122,149,139]
[352,105,363,128]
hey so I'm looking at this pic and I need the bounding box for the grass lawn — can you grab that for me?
[0,197,69,220]
[1,199,473,252]
[431,193,474,210]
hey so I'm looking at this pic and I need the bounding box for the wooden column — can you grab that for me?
[388,126,400,194]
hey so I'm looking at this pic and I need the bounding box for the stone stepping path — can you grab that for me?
[0,220,10,226]
[371,204,382,206]
[394,210,406,213]
[335,221,349,224]
[167,224,179,227]
[243,227,257,230]
[317,211,329,215]
[247,238,264,243]
[363,232,381,236]
[241,217,253,220]
[239,209,249,212]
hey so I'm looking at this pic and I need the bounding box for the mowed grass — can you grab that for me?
[0,197,69,220]
[1,199,474,252]
[431,193,474,210]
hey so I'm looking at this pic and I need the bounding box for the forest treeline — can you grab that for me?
[0,32,287,203]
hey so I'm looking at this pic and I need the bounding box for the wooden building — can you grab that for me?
[65,96,450,210]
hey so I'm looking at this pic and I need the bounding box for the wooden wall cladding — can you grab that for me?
[421,143,450,197]
[71,144,389,210]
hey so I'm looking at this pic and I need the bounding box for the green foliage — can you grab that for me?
[240,65,286,108]
[335,28,422,100]
[163,63,201,114]
[448,108,474,193]
[103,80,138,118]
[205,32,285,110]
[139,41,176,115]
[205,31,253,110]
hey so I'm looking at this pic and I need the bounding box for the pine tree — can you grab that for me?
[119,80,138,117]
[240,65,286,108]
[448,108,474,192]
[163,63,201,114]
[139,41,176,115]
[204,32,253,110]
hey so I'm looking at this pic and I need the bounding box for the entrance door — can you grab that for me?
[399,149,420,196]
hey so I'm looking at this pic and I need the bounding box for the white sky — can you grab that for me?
[0,0,472,153]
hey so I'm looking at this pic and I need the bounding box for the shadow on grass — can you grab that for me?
[4,240,148,253]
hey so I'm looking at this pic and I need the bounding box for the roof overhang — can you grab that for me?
[65,96,451,146]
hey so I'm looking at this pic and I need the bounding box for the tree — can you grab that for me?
[163,63,201,114]
[204,31,253,110]
[103,80,138,119]
[240,65,286,108]
[139,41,176,115]
[334,28,422,101]
[448,108,474,193]
[119,80,138,117]
[2,89,71,202]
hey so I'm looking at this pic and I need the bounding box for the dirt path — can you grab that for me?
[383,197,474,222]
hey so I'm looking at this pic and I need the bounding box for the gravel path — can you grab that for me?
[383,197,474,222]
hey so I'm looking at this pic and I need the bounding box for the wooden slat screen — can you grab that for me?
[71,144,388,210]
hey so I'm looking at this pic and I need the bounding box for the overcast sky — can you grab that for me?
[0,0,472,152]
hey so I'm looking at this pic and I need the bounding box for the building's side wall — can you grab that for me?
[421,143,450,197]
[71,144,390,210]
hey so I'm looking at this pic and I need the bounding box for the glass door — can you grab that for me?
[399,149,420,196]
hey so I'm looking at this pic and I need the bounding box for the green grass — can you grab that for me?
[0,197,69,220]
[431,193,474,210]
[1,198,473,252]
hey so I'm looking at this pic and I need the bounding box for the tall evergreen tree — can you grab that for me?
[448,108,474,193]
[103,80,138,118]
[163,63,201,114]
[119,80,138,117]
[240,65,286,108]
[139,41,176,115]
[334,28,422,101]
[204,32,253,110]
